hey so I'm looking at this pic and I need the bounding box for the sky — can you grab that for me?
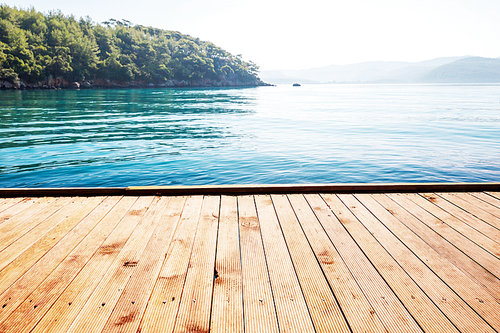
[4,0,500,70]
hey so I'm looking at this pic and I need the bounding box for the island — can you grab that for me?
[0,5,270,89]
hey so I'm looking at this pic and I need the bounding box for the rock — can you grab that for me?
[81,81,92,88]
[70,82,80,89]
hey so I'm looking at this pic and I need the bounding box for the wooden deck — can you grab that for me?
[0,190,499,332]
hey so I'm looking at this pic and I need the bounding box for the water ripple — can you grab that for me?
[1,84,500,187]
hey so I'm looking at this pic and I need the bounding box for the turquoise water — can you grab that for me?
[1,84,499,187]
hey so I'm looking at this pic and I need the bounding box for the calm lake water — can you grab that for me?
[1,84,499,187]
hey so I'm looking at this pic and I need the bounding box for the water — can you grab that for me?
[1,84,499,187]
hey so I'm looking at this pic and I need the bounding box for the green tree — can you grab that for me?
[0,4,264,87]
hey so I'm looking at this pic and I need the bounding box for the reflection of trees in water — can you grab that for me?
[0,88,256,149]
[0,88,256,174]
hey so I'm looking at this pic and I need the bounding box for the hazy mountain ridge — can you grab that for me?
[420,57,500,83]
[260,56,500,84]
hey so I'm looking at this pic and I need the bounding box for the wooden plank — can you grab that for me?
[306,194,423,333]
[388,193,500,279]
[325,193,462,333]
[100,197,187,333]
[254,195,316,333]
[288,194,387,333]
[404,194,500,259]
[0,197,98,294]
[237,195,279,333]
[0,197,75,262]
[64,196,160,333]
[372,194,500,302]
[210,195,244,333]
[0,197,53,229]
[439,193,500,229]
[0,197,63,251]
[1,183,500,199]
[486,191,500,201]
[341,194,494,333]
[0,198,24,216]
[419,193,500,244]
[457,192,500,219]
[472,192,500,209]
[357,193,500,331]
[272,194,360,333]
[172,196,220,333]
[0,196,107,325]
[29,196,140,333]
[0,187,126,198]
[1,183,500,198]
[126,182,500,196]
[0,196,122,333]
[138,196,204,333]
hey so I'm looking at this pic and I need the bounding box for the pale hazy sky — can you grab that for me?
[4,0,500,70]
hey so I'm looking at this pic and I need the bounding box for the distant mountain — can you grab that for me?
[260,56,474,84]
[420,57,500,83]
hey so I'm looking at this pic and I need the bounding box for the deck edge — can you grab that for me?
[1,183,499,197]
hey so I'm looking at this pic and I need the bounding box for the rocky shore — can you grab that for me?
[0,77,273,90]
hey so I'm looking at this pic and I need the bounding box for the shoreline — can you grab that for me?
[0,78,274,91]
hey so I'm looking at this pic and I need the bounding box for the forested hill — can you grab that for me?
[0,5,268,89]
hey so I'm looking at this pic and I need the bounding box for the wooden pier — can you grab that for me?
[0,185,499,332]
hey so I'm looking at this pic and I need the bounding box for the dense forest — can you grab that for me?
[0,5,267,89]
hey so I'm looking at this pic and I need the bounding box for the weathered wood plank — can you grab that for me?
[0,196,121,333]
[358,193,500,331]
[255,195,316,333]
[0,197,100,296]
[2,182,500,197]
[342,194,494,333]
[0,187,126,198]
[0,197,47,226]
[172,196,220,333]
[210,195,243,333]
[404,193,500,259]
[29,196,139,333]
[0,196,106,325]
[419,193,500,244]
[0,198,28,218]
[100,196,185,333]
[0,197,79,271]
[472,192,500,210]
[0,198,40,223]
[372,194,500,302]
[486,191,500,201]
[237,195,279,333]
[288,194,387,333]
[0,197,64,252]
[440,193,500,229]
[0,190,499,333]
[271,194,356,333]
[456,192,500,219]
[388,193,500,279]
[307,193,423,333]
[101,197,186,333]
[64,196,160,333]
[327,193,462,333]
[125,182,500,196]
[138,196,203,333]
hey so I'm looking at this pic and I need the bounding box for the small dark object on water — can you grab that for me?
[293,83,301,86]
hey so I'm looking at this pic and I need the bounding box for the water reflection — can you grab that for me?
[2,84,500,187]
[0,88,255,175]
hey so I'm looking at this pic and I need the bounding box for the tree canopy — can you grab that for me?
[0,5,265,87]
